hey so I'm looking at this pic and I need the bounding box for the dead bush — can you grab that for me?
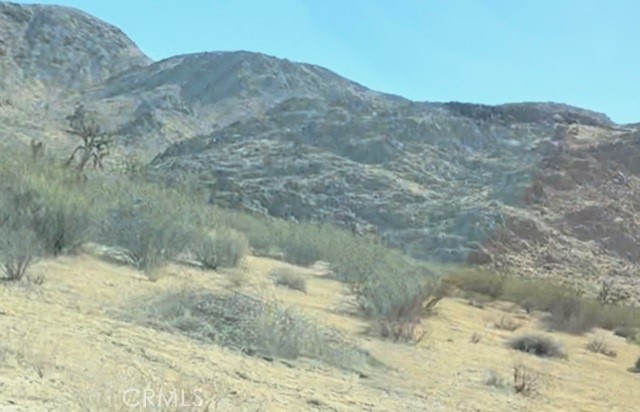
[586,336,617,358]
[508,334,564,358]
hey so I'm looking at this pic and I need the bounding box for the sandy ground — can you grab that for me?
[0,253,639,411]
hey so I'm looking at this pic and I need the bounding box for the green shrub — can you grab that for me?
[443,268,505,299]
[542,294,598,334]
[508,334,564,358]
[210,227,249,268]
[352,265,441,343]
[190,231,218,270]
[100,199,194,272]
[0,227,42,281]
[0,162,101,256]
[271,267,308,293]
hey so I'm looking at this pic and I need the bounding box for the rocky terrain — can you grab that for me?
[1,1,639,302]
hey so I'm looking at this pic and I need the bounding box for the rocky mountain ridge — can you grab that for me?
[1,2,639,302]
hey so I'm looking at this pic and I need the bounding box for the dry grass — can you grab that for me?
[493,315,522,332]
[133,289,372,371]
[2,254,640,411]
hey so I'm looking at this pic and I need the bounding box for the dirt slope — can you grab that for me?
[1,254,639,411]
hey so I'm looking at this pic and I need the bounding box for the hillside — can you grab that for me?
[2,253,640,411]
[0,0,639,305]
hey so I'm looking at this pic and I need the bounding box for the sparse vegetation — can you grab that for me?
[493,316,521,332]
[508,334,564,358]
[586,336,617,358]
[271,267,308,293]
[483,369,509,389]
[613,326,640,343]
[444,267,640,335]
[137,290,373,371]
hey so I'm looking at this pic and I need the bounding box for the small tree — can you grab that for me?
[65,103,112,171]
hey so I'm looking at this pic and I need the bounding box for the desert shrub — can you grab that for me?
[635,357,640,371]
[138,290,372,371]
[210,227,249,268]
[593,304,640,333]
[493,316,522,332]
[99,185,201,272]
[502,278,572,313]
[443,268,505,299]
[0,227,42,281]
[613,326,640,344]
[0,162,102,256]
[542,294,598,334]
[483,369,510,389]
[190,227,248,270]
[351,265,441,343]
[507,334,564,358]
[271,267,308,293]
[190,230,218,270]
[586,336,617,357]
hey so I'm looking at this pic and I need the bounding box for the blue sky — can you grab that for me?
[16,0,640,123]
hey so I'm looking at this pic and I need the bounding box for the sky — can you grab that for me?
[15,0,640,123]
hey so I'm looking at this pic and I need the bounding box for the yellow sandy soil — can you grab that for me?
[0,253,638,411]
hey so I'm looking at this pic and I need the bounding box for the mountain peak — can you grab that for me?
[0,1,151,91]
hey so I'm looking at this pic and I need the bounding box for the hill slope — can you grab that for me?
[0,2,639,302]
[2,254,639,411]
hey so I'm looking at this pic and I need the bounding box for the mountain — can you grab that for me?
[1,2,639,303]
[0,2,150,90]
